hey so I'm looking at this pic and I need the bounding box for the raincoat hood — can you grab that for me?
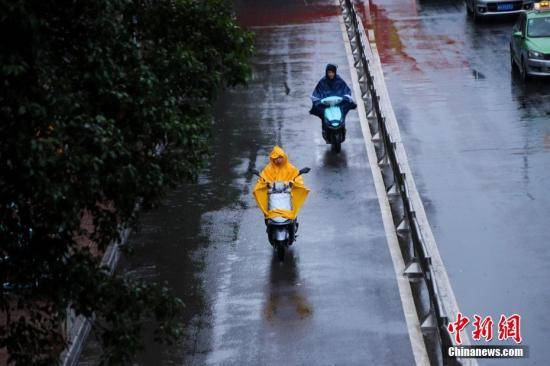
[310,74,352,103]
[325,63,337,77]
[269,145,288,166]
[252,146,310,220]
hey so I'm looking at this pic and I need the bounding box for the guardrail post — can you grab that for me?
[350,38,357,52]
[377,152,389,167]
[386,183,400,198]
[396,216,409,235]
[421,308,437,331]
[403,259,423,278]
[371,131,381,147]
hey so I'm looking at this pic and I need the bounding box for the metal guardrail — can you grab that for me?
[341,0,458,364]
[60,226,132,366]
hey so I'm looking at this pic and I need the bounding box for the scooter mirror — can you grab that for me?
[299,167,311,175]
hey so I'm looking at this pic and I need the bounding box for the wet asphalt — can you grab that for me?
[363,0,550,364]
[78,1,417,365]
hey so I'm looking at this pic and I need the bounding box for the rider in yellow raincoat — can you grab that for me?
[253,146,309,220]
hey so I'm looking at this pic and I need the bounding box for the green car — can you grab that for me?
[510,2,550,81]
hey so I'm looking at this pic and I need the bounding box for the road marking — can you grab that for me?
[338,13,431,366]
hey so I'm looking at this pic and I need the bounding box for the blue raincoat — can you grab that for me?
[310,74,353,103]
[309,75,356,120]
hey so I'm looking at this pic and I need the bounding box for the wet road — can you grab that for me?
[79,1,417,365]
[363,0,550,364]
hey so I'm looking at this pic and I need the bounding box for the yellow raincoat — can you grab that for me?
[253,146,309,220]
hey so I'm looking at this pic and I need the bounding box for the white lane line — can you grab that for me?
[338,14,431,366]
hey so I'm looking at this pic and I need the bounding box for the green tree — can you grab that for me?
[0,0,252,364]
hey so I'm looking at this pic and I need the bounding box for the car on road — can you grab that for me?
[466,0,534,21]
[510,1,550,81]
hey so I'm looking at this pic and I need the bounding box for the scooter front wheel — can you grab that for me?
[331,141,341,153]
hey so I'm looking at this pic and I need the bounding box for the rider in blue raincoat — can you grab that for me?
[309,63,357,121]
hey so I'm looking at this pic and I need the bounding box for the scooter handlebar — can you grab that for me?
[320,96,343,106]
[251,167,311,188]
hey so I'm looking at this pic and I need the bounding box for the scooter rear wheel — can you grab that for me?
[276,244,285,262]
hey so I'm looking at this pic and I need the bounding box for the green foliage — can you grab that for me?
[0,0,252,364]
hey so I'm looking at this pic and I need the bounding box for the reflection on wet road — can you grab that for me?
[365,0,550,364]
[263,252,313,323]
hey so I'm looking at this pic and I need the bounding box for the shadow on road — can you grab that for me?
[263,249,313,323]
[511,75,550,96]
[322,148,348,168]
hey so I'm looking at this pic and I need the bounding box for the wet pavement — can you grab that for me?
[79,0,417,365]
[363,0,550,364]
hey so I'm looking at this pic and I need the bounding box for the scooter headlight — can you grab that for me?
[332,122,340,127]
